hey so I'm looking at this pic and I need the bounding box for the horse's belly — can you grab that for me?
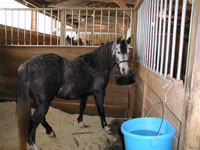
[56,86,90,100]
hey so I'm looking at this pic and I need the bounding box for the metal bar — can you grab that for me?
[30,10,32,45]
[122,10,125,39]
[107,9,110,42]
[64,10,66,45]
[37,10,39,45]
[146,0,151,67]
[5,10,7,45]
[151,0,157,69]
[164,0,173,78]
[43,10,46,45]
[24,10,26,45]
[0,7,134,11]
[144,0,147,66]
[159,0,168,76]
[92,9,95,46]
[18,10,19,45]
[57,10,59,45]
[170,0,179,77]
[71,10,73,45]
[11,10,13,45]
[156,0,164,73]
[153,0,160,71]
[50,10,52,45]
[78,9,81,46]
[115,10,117,39]
[100,9,102,45]
[149,0,154,69]
[177,0,187,80]
[140,3,144,65]
[85,9,88,46]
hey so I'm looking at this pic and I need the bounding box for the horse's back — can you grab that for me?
[19,53,64,101]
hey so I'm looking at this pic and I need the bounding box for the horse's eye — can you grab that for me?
[117,51,120,54]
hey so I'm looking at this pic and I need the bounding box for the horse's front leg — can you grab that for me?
[77,96,88,128]
[93,91,110,131]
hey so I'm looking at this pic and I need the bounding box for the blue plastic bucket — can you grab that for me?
[121,117,176,150]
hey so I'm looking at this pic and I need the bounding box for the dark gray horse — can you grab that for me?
[16,37,131,150]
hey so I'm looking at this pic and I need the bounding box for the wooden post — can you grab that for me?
[127,10,137,118]
[60,10,66,45]
[179,1,200,149]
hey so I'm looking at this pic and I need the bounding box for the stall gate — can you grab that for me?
[0,7,133,47]
[134,0,199,149]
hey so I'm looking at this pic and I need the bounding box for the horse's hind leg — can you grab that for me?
[77,96,88,128]
[41,117,56,137]
[27,103,50,149]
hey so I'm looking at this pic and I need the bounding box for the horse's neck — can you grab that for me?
[94,44,115,72]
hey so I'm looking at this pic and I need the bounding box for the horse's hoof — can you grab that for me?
[78,121,86,128]
[104,125,111,132]
[48,130,56,138]
[26,143,40,150]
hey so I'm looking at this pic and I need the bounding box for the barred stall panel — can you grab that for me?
[0,8,133,47]
[136,0,193,84]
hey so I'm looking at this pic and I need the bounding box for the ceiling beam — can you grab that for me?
[110,0,131,17]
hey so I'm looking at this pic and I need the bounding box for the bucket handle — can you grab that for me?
[145,101,166,141]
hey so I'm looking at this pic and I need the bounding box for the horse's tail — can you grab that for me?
[16,63,31,150]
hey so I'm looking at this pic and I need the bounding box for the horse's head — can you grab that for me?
[112,37,131,75]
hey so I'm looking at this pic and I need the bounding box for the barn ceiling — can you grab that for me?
[15,0,138,8]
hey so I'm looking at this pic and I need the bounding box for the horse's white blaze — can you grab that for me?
[115,44,130,75]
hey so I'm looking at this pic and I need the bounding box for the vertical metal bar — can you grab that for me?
[92,9,95,46]
[24,10,26,45]
[156,0,164,73]
[147,0,151,67]
[115,10,117,39]
[5,10,7,45]
[37,10,39,45]
[43,10,46,45]
[144,0,147,66]
[177,0,187,80]
[164,0,173,78]
[18,10,19,45]
[85,9,88,46]
[30,10,32,45]
[170,0,179,77]
[11,10,13,45]
[122,10,125,39]
[57,9,59,45]
[100,9,102,45]
[137,7,142,63]
[107,8,110,42]
[71,10,73,45]
[151,0,157,69]
[149,0,154,69]
[159,0,168,76]
[64,10,66,45]
[140,4,144,65]
[78,9,81,46]
[153,0,160,71]
[50,10,52,45]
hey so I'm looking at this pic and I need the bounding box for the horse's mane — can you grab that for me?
[78,41,115,71]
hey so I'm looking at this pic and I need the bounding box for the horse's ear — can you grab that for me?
[117,37,121,44]
[127,37,131,44]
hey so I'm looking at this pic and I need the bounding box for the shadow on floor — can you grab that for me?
[105,118,127,150]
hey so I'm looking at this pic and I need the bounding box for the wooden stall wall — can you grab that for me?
[0,46,129,118]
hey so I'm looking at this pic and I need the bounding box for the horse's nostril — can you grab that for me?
[122,68,125,74]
